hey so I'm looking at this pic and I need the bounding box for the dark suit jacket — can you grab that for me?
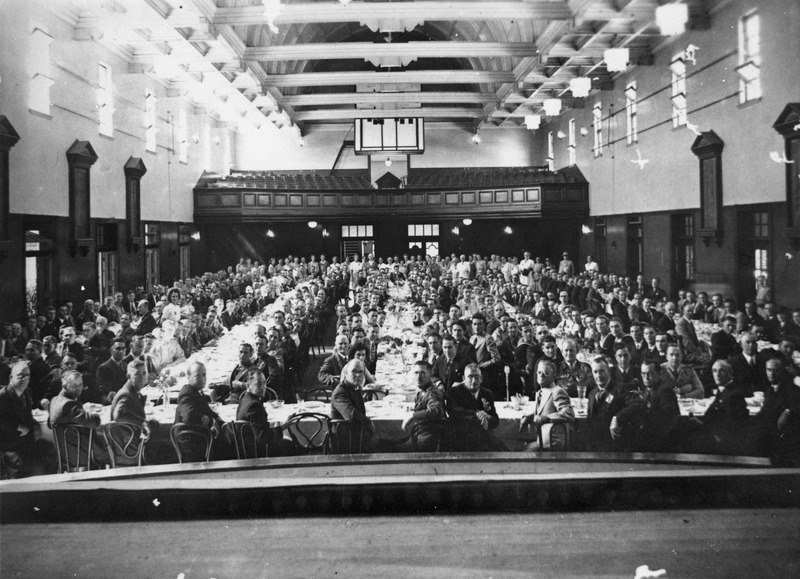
[49,390,106,466]
[711,330,740,361]
[236,391,275,446]
[110,382,147,424]
[318,353,347,386]
[174,385,220,428]
[135,312,157,336]
[330,381,371,425]
[728,352,773,395]
[586,379,628,450]
[28,356,53,407]
[431,353,467,391]
[703,384,749,443]
[610,366,642,391]
[0,385,37,451]
[96,358,128,402]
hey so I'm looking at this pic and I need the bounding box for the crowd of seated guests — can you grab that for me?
[3,250,799,477]
[321,251,800,464]
[0,253,350,476]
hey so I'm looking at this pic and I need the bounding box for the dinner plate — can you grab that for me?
[303,400,324,409]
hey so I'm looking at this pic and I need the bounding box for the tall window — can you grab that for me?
[670,55,687,127]
[145,90,158,153]
[407,224,440,258]
[25,230,53,316]
[568,118,576,165]
[752,211,769,280]
[97,223,118,298]
[98,63,114,137]
[341,225,374,261]
[546,131,554,171]
[177,109,188,164]
[179,226,191,280]
[625,82,638,144]
[737,11,761,104]
[592,102,602,157]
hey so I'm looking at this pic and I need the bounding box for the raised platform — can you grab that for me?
[2,453,797,523]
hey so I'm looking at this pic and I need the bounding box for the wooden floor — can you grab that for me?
[1,508,797,577]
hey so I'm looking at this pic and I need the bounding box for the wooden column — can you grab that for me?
[65,139,98,256]
[0,116,21,258]
[124,156,147,252]
[691,130,724,247]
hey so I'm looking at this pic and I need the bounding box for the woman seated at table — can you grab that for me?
[347,341,376,385]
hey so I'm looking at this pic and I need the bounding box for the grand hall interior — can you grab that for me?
[1,0,799,577]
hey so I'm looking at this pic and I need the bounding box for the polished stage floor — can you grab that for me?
[2,508,798,578]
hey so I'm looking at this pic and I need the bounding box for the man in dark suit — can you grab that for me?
[753,358,800,462]
[610,346,642,391]
[23,340,52,410]
[95,338,129,405]
[586,356,630,451]
[121,290,139,318]
[609,287,632,332]
[330,359,374,452]
[711,316,740,361]
[675,303,711,366]
[318,333,350,386]
[49,370,109,467]
[445,363,506,451]
[0,362,54,476]
[135,300,157,337]
[449,322,477,363]
[697,360,749,455]
[175,361,222,434]
[431,335,467,391]
[236,368,292,457]
[254,333,283,395]
[728,332,774,395]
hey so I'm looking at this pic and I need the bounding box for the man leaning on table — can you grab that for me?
[520,359,575,450]
[445,363,507,451]
[175,361,223,437]
[401,361,446,451]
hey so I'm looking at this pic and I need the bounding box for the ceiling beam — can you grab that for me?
[263,70,516,88]
[243,41,539,62]
[283,91,498,106]
[212,2,574,26]
[294,107,485,122]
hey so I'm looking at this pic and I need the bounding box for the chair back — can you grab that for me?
[304,386,333,402]
[170,423,213,463]
[223,420,266,459]
[279,412,330,454]
[52,424,95,473]
[102,422,145,468]
[411,421,444,452]
[328,419,370,454]
[532,422,572,451]
[263,386,279,401]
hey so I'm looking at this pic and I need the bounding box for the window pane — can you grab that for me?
[432,224,439,236]
[407,224,414,236]
[426,241,439,258]
[366,225,373,237]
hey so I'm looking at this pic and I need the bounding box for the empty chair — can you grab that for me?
[170,423,213,463]
[361,388,387,402]
[304,386,333,403]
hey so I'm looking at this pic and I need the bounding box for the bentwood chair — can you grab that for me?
[223,420,267,459]
[279,412,331,455]
[520,422,572,452]
[263,386,280,401]
[52,424,97,473]
[170,423,213,463]
[328,419,371,454]
[102,422,145,468]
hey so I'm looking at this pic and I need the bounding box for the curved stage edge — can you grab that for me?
[1,452,798,523]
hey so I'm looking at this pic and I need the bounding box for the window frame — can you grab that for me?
[625,82,638,145]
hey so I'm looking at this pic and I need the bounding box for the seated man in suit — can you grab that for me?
[555,338,593,398]
[586,356,630,451]
[711,316,740,362]
[95,338,129,405]
[330,359,375,453]
[236,368,293,457]
[318,333,350,387]
[401,361,446,451]
[445,363,506,451]
[109,359,173,464]
[728,332,773,395]
[694,359,749,455]
[754,358,800,463]
[48,369,109,468]
[174,361,223,460]
[0,362,54,476]
[520,359,574,450]
[431,335,467,391]
[610,346,642,392]
[661,344,705,399]
[675,303,711,366]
